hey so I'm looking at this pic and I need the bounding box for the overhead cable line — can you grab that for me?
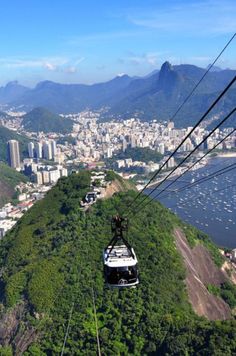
[84,214,102,356]
[126,74,236,215]
[168,32,236,122]
[61,302,75,356]
[145,109,236,201]
[91,286,102,356]
[153,126,236,199]
[169,182,236,210]
[149,161,236,206]
[133,161,236,216]
[125,32,236,212]
[61,213,101,356]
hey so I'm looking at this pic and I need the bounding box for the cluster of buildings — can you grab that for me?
[27,139,64,163]
[0,182,50,238]
[224,249,236,265]
[116,156,175,173]
[59,113,236,168]
[5,111,236,174]
[7,139,68,185]
[24,160,68,185]
[2,109,236,239]
[1,138,68,236]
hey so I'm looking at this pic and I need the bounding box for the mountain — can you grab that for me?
[13,75,133,113]
[206,64,222,72]
[0,81,30,104]
[1,62,236,127]
[0,125,30,162]
[21,107,74,133]
[106,62,236,126]
[0,171,235,354]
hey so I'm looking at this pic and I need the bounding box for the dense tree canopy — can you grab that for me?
[0,171,235,355]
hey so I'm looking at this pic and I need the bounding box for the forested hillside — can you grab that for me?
[22,107,73,134]
[0,163,28,207]
[106,147,163,165]
[0,172,235,355]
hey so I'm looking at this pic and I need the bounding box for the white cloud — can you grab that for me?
[122,52,165,67]
[0,56,85,74]
[129,0,236,36]
[43,62,58,71]
[64,66,77,73]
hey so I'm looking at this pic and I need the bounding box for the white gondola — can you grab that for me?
[103,245,139,287]
[103,216,139,288]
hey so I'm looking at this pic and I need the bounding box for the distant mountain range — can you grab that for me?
[0,62,235,127]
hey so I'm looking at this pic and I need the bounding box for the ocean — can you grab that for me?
[145,157,236,249]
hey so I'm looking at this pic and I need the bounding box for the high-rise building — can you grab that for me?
[49,169,60,183]
[167,157,175,168]
[35,142,43,159]
[43,141,52,160]
[35,171,43,185]
[106,147,113,158]
[122,139,127,152]
[158,143,165,155]
[50,140,57,158]
[7,140,21,169]
[167,121,174,130]
[42,170,50,184]
[28,142,35,158]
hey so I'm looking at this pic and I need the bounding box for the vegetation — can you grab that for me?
[22,107,73,134]
[207,282,236,309]
[105,170,117,182]
[0,125,30,162]
[107,147,163,166]
[0,172,235,354]
[0,162,28,207]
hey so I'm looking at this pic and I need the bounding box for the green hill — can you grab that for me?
[107,147,163,165]
[0,172,235,354]
[0,163,28,207]
[0,125,30,162]
[22,107,73,133]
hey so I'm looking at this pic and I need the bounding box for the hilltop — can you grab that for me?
[0,171,235,354]
[22,107,74,134]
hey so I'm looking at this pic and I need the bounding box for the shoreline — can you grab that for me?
[137,152,236,191]
[216,152,236,158]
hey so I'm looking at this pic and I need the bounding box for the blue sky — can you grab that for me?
[0,0,235,86]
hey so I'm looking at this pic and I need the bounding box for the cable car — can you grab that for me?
[103,216,139,288]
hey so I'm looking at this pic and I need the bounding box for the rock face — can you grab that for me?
[174,228,232,320]
[0,302,39,355]
[158,61,183,95]
[103,178,136,198]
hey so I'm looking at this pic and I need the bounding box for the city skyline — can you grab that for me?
[0,0,235,86]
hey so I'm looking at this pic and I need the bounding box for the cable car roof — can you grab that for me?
[104,245,138,268]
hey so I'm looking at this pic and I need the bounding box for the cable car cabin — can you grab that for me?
[104,215,139,288]
[85,192,97,203]
[103,245,139,288]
